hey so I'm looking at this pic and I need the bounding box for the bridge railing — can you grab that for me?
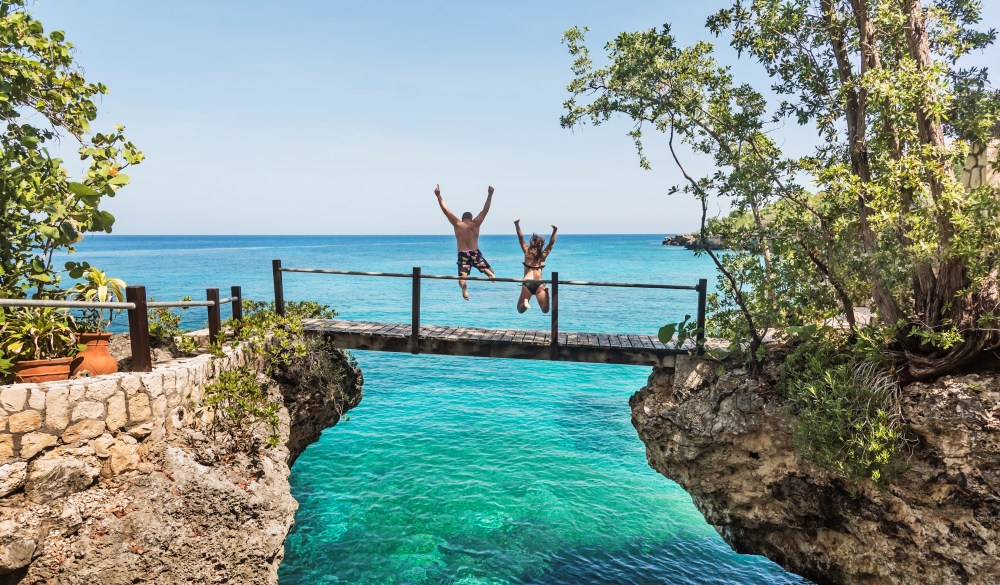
[1,285,243,372]
[271,259,708,357]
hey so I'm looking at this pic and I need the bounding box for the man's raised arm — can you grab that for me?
[473,185,494,225]
[434,184,459,226]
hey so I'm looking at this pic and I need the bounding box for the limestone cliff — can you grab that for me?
[631,357,1000,585]
[0,338,362,584]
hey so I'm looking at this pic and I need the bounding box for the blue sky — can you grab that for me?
[32,1,1000,235]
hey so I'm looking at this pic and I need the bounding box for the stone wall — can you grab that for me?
[1,349,249,486]
[1,337,362,584]
[961,125,1000,190]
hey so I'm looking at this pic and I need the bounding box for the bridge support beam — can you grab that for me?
[550,271,559,360]
[272,259,285,317]
[696,278,707,355]
[411,266,421,354]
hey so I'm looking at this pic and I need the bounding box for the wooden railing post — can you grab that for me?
[696,278,708,355]
[125,285,152,372]
[411,266,421,354]
[272,259,285,316]
[207,288,221,345]
[550,271,559,360]
[231,286,243,321]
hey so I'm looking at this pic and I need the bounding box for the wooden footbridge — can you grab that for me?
[272,260,707,369]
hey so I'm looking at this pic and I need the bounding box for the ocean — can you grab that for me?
[69,234,808,585]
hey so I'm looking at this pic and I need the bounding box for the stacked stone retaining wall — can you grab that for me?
[0,346,251,500]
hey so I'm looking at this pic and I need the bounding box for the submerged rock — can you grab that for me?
[630,357,1000,584]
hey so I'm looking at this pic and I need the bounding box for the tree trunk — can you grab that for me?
[894,0,1000,379]
[823,0,906,326]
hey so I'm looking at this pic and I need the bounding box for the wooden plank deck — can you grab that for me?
[302,318,692,368]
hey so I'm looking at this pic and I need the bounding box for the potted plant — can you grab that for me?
[69,266,126,376]
[1,307,81,382]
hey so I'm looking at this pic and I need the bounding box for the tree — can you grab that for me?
[0,0,143,298]
[562,0,1000,380]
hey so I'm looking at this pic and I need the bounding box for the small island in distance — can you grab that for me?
[662,232,724,250]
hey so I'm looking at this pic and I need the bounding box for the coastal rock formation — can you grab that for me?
[662,233,725,250]
[0,339,362,584]
[630,357,1000,585]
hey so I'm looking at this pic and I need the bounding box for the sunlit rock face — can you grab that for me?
[630,357,1000,585]
[0,341,362,585]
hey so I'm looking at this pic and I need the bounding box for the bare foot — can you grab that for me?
[521,298,530,311]
[463,290,470,301]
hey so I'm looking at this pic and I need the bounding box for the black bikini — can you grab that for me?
[522,261,545,295]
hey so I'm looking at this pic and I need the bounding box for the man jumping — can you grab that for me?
[434,183,495,300]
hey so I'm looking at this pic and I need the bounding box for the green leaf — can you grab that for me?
[99,210,116,231]
[658,323,677,344]
[68,182,101,197]
[37,225,59,239]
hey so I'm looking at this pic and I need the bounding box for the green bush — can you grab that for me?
[201,299,342,452]
[204,368,281,450]
[779,333,908,484]
[147,296,191,344]
[231,300,337,377]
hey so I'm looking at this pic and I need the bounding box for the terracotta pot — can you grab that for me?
[71,332,119,377]
[13,356,74,383]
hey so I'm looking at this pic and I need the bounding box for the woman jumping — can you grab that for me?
[514,220,557,313]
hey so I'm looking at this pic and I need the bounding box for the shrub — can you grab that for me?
[201,299,343,453]
[204,368,281,451]
[779,333,908,484]
[147,296,191,344]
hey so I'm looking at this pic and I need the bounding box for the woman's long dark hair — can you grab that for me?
[526,233,545,263]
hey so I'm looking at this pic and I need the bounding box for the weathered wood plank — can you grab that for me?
[464,327,487,341]
[391,323,411,337]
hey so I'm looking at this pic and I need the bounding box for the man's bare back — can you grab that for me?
[452,218,482,251]
[434,184,496,300]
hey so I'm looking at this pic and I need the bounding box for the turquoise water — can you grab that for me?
[70,235,807,584]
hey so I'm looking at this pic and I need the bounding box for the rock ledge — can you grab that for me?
[630,357,1000,585]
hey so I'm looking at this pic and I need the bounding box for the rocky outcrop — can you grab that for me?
[631,357,1000,585]
[662,233,725,250]
[0,338,362,584]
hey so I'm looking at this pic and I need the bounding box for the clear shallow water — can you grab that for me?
[69,235,808,585]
